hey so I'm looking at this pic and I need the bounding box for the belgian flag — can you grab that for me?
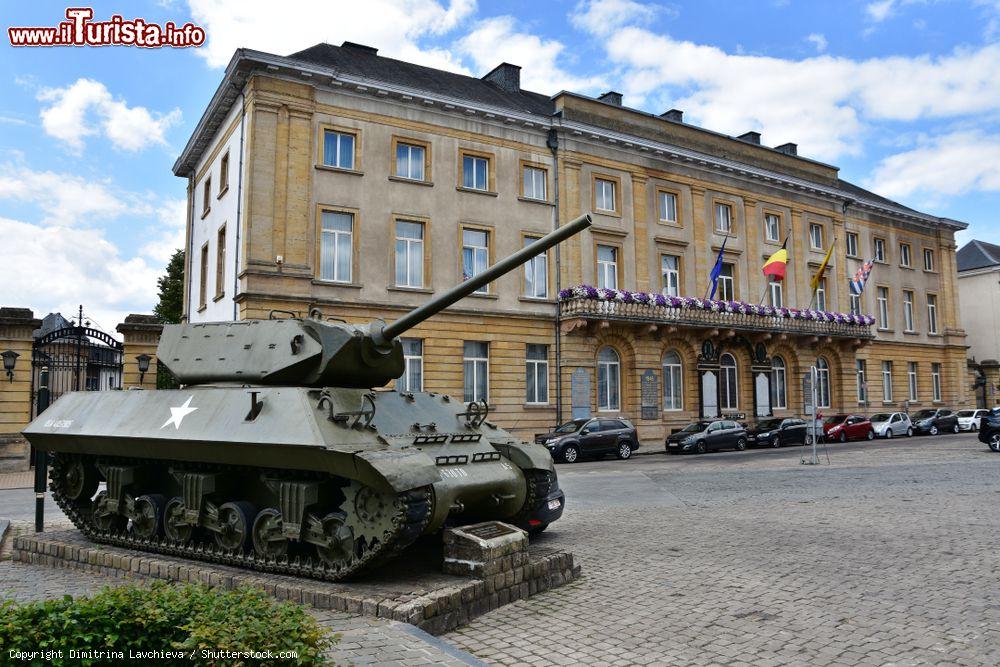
[762,238,788,281]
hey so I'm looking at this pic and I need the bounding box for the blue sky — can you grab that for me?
[1,0,998,330]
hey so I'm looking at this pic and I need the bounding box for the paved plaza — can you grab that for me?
[2,433,998,665]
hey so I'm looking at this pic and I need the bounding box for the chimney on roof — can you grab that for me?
[774,142,797,156]
[341,41,378,55]
[737,131,761,145]
[482,63,521,93]
[660,109,683,122]
[598,91,623,106]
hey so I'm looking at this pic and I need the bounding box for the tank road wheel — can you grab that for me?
[131,494,166,540]
[252,508,289,559]
[315,512,356,568]
[163,497,193,544]
[92,491,126,533]
[214,501,256,553]
[60,458,99,501]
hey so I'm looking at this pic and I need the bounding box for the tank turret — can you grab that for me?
[158,213,592,388]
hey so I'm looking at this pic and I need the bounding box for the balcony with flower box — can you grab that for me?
[558,286,876,343]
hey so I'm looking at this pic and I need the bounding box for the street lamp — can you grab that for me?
[136,354,152,385]
[2,350,18,383]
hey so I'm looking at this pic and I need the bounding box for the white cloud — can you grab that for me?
[187,0,475,72]
[0,216,160,331]
[0,164,142,225]
[140,199,187,264]
[37,79,181,153]
[806,33,828,52]
[455,16,605,93]
[868,131,1000,199]
[866,0,897,22]
[570,0,661,36]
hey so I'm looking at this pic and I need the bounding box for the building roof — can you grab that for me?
[957,239,1000,272]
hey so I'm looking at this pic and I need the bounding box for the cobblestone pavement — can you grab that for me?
[445,434,1000,665]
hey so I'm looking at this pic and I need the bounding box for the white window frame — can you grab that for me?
[720,353,738,411]
[394,220,424,288]
[524,237,548,299]
[816,357,831,408]
[523,166,547,201]
[850,293,862,315]
[661,255,680,297]
[396,338,424,392]
[771,356,787,410]
[815,278,827,311]
[927,294,938,334]
[323,129,355,170]
[659,191,678,223]
[597,347,621,412]
[882,361,893,402]
[715,203,732,234]
[900,243,911,267]
[903,290,915,332]
[846,232,859,257]
[931,363,942,401]
[462,229,490,294]
[924,248,935,271]
[877,287,889,329]
[874,238,886,262]
[525,344,549,405]
[856,359,867,403]
[463,341,489,402]
[595,178,616,212]
[718,263,735,301]
[764,213,780,242]
[663,351,683,411]
[597,245,618,290]
[395,142,425,181]
[319,210,353,283]
[809,223,824,250]
[463,155,489,191]
[769,280,783,308]
[908,362,918,401]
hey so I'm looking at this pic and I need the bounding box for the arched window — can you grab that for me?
[663,350,683,410]
[597,347,621,411]
[816,357,831,408]
[771,356,787,409]
[720,353,738,411]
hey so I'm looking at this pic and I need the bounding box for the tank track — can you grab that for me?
[48,453,433,582]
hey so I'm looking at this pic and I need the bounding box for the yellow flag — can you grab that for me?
[809,238,836,293]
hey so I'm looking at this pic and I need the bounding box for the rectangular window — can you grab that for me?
[395,142,426,181]
[715,203,732,234]
[931,363,942,401]
[718,263,735,301]
[323,129,355,170]
[523,166,547,201]
[462,228,490,293]
[462,154,489,190]
[882,361,893,402]
[661,254,680,297]
[877,286,889,329]
[202,176,211,216]
[394,220,424,288]
[900,243,911,267]
[659,191,678,223]
[846,232,859,257]
[924,248,935,271]
[663,353,683,410]
[874,237,886,262]
[908,362,918,401]
[850,293,862,315]
[809,223,824,250]
[595,178,616,212]
[524,236,548,298]
[219,151,229,195]
[903,290,914,332]
[463,341,489,402]
[396,338,423,392]
[597,245,618,289]
[815,278,827,311]
[319,210,353,283]
[927,294,938,333]
[769,280,783,308]
[215,225,226,299]
[525,344,549,404]
[764,213,780,242]
[857,360,867,403]
[199,243,208,308]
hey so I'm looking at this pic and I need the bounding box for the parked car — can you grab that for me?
[536,417,639,463]
[956,409,989,432]
[666,419,748,454]
[977,408,1000,451]
[910,408,960,435]
[822,414,875,442]
[746,418,808,448]
[869,412,913,439]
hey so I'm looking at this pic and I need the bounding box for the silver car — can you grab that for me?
[957,409,989,432]
[870,412,913,439]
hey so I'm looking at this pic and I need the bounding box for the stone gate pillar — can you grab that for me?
[0,307,42,471]
[116,315,164,390]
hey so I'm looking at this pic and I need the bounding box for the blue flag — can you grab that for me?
[708,235,729,299]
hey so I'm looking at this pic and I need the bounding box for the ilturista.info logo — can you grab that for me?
[8,7,206,48]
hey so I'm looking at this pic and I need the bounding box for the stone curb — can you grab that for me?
[12,530,582,636]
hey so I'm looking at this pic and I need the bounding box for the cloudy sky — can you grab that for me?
[1,0,998,331]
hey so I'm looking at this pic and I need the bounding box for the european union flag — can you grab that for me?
[708,235,729,299]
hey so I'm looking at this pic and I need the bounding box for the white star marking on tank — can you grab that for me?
[161,396,198,430]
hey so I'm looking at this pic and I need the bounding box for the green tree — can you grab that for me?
[153,249,184,324]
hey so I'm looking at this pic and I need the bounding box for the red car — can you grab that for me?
[822,414,875,442]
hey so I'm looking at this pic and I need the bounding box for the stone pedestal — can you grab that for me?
[443,521,528,578]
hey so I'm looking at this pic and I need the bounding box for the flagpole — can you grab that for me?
[705,231,730,300]
[758,279,770,307]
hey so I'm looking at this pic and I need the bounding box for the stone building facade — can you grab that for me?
[957,240,1000,408]
[173,42,969,442]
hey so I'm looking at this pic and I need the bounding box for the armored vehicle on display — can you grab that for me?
[23,215,591,581]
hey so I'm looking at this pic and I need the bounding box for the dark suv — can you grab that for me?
[910,408,960,435]
[746,418,808,448]
[536,417,639,463]
[977,408,1000,451]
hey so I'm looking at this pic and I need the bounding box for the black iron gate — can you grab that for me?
[30,324,123,419]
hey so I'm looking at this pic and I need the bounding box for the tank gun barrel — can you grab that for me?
[378,213,591,343]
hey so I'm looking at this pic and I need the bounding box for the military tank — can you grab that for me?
[23,214,590,581]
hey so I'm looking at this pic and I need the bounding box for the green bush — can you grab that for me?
[0,581,334,666]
